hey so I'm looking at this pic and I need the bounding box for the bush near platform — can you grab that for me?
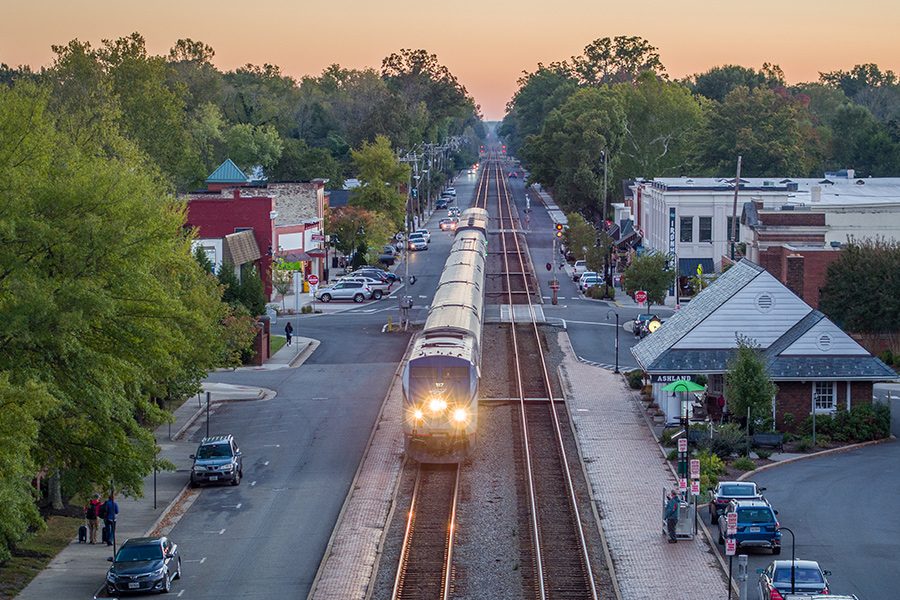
[626,369,644,390]
[694,422,746,459]
[731,456,756,471]
[799,403,890,443]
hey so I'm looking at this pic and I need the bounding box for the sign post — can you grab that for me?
[307,274,319,312]
[635,289,647,305]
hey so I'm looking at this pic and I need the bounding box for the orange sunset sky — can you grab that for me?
[2,0,899,120]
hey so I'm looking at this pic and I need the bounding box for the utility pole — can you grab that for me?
[730,155,742,261]
[601,149,609,221]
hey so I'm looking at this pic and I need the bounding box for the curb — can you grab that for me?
[288,339,320,368]
[737,435,896,481]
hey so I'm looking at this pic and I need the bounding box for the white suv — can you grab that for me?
[315,280,372,303]
[337,275,390,300]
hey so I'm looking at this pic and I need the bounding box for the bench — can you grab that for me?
[751,432,784,452]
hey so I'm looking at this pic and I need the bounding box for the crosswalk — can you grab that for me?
[576,355,618,371]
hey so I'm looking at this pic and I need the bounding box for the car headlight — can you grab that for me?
[452,408,469,424]
[107,571,117,582]
[428,398,447,413]
[192,465,205,472]
[221,464,234,472]
[151,567,166,578]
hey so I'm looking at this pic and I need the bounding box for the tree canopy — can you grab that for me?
[622,252,672,307]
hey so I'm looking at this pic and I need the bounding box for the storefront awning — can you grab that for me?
[223,230,261,266]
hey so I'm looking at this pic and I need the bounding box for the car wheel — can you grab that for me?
[709,507,717,525]
[231,470,241,486]
[163,570,171,593]
[320,293,331,303]
[772,545,781,555]
[373,290,383,300]
[353,293,365,303]
[175,558,182,580]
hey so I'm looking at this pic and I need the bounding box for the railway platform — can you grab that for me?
[557,333,727,600]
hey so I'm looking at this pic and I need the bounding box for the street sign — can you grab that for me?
[678,438,687,453]
[690,459,700,479]
[725,538,737,556]
[678,478,687,491]
[635,290,647,304]
[690,480,700,496]
[307,274,319,286]
[311,233,325,242]
[727,512,738,535]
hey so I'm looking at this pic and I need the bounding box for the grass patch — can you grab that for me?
[0,516,82,599]
[270,335,287,355]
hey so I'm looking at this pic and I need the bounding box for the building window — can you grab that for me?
[727,216,740,242]
[680,217,693,242]
[699,217,712,242]
[813,381,836,412]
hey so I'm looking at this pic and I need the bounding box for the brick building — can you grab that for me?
[632,260,896,431]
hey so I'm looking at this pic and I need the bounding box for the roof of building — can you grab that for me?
[206,159,249,184]
[631,259,896,381]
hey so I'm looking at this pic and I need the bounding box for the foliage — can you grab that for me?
[563,212,597,260]
[622,252,671,306]
[218,305,258,369]
[224,123,283,174]
[819,239,900,333]
[666,448,679,461]
[572,36,666,85]
[697,450,726,493]
[755,449,772,460]
[272,269,294,312]
[724,336,777,433]
[237,266,267,317]
[731,456,756,472]
[499,64,578,155]
[799,404,891,442]
[829,104,900,176]
[690,63,784,102]
[326,206,394,259]
[695,423,747,460]
[586,284,615,300]
[350,136,410,229]
[626,369,644,390]
[271,138,343,186]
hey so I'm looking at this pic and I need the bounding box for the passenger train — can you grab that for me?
[401,207,489,463]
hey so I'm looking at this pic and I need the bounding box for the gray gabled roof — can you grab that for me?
[632,260,764,369]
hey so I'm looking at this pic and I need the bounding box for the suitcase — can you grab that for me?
[78,524,87,543]
[101,523,110,544]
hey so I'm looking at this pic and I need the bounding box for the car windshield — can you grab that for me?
[774,567,824,584]
[721,484,756,496]
[196,443,232,459]
[116,544,163,562]
[738,508,774,523]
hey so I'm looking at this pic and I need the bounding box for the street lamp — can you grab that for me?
[606,310,620,373]
[779,526,797,593]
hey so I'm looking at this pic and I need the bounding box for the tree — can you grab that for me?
[500,64,578,155]
[237,266,267,316]
[725,336,777,433]
[696,86,819,176]
[622,252,671,307]
[690,64,783,102]
[819,239,900,334]
[349,135,410,228]
[271,268,293,312]
[613,72,705,182]
[563,212,597,260]
[271,137,343,186]
[829,104,900,176]
[522,87,625,217]
[572,36,666,85]
[326,205,394,261]
[224,123,284,174]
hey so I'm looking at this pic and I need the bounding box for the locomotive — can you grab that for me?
[401,207,489,463]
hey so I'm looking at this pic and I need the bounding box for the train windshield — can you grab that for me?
[408,366,471,401]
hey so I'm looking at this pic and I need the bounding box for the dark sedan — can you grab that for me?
[106,536,181,595]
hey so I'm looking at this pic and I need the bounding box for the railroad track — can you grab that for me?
[391,464,460,600]
[492,160,599,600]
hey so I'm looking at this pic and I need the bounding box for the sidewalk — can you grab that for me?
[16,382,275,600]
[556,332,727,600]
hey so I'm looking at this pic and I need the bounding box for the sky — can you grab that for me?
[2,0,899,120]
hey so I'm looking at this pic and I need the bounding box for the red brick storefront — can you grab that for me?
[774,381,874,430]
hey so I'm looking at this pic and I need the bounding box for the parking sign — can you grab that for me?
[678,438,687,453]
[726,512,738,535]
[690,459,700,479]
[678,478,687,491]
[726,538,736,556]
[690,480,700,496]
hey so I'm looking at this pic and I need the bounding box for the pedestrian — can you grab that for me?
[665,489,680,543]
[284,321,293,346]
[100,493,119,547]
[85,493,102,544]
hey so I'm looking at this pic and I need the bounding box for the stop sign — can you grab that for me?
[635,290,647,304]
[307,274,319,286]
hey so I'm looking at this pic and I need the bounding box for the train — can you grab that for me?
[401,207,489,463]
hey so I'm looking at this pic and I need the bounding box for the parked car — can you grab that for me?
[577,271,599,290]
[580,275,602,292]
[758,559,832,598]
[407,236,428,251]
[572,259,588,281]
[439,217,458,231]
[190,435,243,486]
[413,228,431,243]
[448,206,461,217]
[717,499,781,554]
[709,481,766,524]
[508,171,518,178]
[316,280,372,303]
[337,275,390,300]
[632,313,662,337]
[784,595,856,600]
[435,198,450,209]
[106,536,181,595]
[444,187,456,196]
[355,267,398,284]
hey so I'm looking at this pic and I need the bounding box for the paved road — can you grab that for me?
[710,441,900,600]
[161,178,479,598]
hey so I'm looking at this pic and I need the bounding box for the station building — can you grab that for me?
[631,259,896,431]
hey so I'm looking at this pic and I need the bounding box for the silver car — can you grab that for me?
[337,275,390,300]
[315,280,372,303]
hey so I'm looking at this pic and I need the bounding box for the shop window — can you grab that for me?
[680,217,693,242]
[813,381,836,412]
[699,217,712,242]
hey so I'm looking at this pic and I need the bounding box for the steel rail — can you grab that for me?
[495,159,599,600]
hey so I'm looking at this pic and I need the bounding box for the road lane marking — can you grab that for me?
[263,461,270,466]
[178,590,184,597]
[418,295,428,299]
[250,481,257,486]
[564,319,616,327]
[263,444,280,448]
[219,528,225,535]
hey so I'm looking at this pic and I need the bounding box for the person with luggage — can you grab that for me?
[664,488,680,543]
[83,493,102,544]
[99,493,119,547]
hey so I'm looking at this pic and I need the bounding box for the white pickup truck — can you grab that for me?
[572,260,588,281]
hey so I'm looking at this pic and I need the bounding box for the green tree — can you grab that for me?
[271,137,343,186]
[224,122,284,174]
[829,104,900,176]
[325,205,394,261]
[237,266,267,316]
[572,36,666,85]
[563,212,597,260]
[819,239,900,334]
[523,87,625,217]
[689,63,784,102]
[725,336,777,433]
[623,252,671,307]
[500,64,578,155]
[349,135,410,228]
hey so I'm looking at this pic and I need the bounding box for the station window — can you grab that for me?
[680,217,693,243]
[699,217,712,242]
[813,381,836,412]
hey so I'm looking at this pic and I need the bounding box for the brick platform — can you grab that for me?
[308,369,405,599]
[557,333,727,600]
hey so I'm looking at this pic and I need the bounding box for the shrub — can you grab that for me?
[796,436,813,452]
[660,428,678,447]
[695,423,746,459]
[801,404,890,443]
[755,449,772,460]
[587,284,615,300]
[666,448,679,461]
[731,456,756,471]
[301,305,314,314]
[626,369,644,390]
[698,450,726,493]
[782,412,796,431]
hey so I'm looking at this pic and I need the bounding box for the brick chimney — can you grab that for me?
[785,254,805,299]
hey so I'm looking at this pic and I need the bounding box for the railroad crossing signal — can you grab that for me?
[555,223,564,238]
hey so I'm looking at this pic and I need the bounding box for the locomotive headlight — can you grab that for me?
[428,398,448,413]
[452,407,469,424]
[413,408,424,420]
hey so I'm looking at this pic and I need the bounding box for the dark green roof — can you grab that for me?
[206,159,249,184]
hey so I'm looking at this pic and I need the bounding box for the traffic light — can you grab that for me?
[555,223,564,238]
